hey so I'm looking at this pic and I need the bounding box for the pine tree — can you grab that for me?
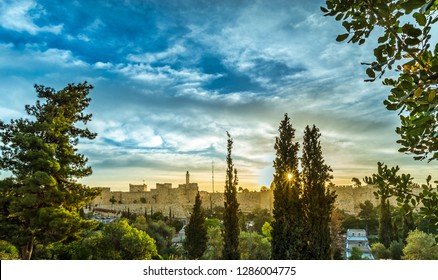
[271,113,305,259]
[222,132,240,260]
[184,192,207,259]
[0,82,100,259]
[301,125,336,259]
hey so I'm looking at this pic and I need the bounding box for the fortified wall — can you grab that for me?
[330,185,422,214]
[330,185,379,214]
[91,172,421,220]
[92,173,273,219]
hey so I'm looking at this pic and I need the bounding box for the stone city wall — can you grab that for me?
[329,185,422,215]
[92,183,422,220]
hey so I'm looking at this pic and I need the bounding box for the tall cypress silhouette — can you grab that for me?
[184,192,207,259]
[301,125,336,259]
[271,114,305,259]
[222,132,240,260]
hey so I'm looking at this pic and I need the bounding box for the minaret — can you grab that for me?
[186,171,190,186]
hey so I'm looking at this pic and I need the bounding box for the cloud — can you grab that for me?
[0,0,63,35]
[180,3,329,95]
[94,61,113,70]
[115,63,215,84]
[1,0,436,190]
[127,44,187,64]
[88,119,164,149]
[0,43,88,70]
[35,48,88,67]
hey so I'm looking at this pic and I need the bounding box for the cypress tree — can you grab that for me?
[271,113,305,259]
[222,132,240,260]
[379,197,394,248]
[301,125,336,259]
[184,192,207,259]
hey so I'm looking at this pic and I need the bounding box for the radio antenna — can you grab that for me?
[212,160,215,193]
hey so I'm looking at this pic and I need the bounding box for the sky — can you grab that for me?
[0,0,436,192]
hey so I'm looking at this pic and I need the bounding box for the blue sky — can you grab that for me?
[0,0,435,191]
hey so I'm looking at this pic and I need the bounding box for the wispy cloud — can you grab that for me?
[0,0,63,34]
[127,44,187,64]
[114,63,222,87]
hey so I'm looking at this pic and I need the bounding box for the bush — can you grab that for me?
[239,231,271,260]
[371,242,390,259]
[0,240,19,260]
[349,247,364,260]
[403,229,438,260]
[389,240,404,260]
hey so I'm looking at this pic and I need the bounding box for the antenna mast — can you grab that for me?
[212,160,215,193]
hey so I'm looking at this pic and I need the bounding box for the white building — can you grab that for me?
[345,229,374,260]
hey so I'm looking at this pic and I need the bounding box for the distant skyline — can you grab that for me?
[0,0,436,192]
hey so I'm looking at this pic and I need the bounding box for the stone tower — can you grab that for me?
[186,171,190,185]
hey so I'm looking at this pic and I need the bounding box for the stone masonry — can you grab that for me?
[91,172,421,220]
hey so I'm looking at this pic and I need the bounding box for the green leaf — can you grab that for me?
[405,37,421,45]
[401,0,427,14]
[414,87,423,98]
[336,33,349,42]
[412,115,431,126]
[374,46,385,62]
[320,6,329,13]
[406,47,421,53]
[405,38,421,46]
[413,12,427,26]
[409,126,425,136]
[428,90,436,103]
[386,103,400,110]
[342,21,351,32]
[378,35,387,44]
[411,198,417,205]
[403,25,422,37]
[366,68,376,78]
[376,3,391,15]
[391,87,406,98]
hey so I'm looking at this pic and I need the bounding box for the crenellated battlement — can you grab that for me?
[91,174,421,220]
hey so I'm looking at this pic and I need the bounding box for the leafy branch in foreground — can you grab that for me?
[323,0,438,161]
[364,162,438,232]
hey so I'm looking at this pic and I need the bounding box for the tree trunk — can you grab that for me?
[21,239,34,260]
